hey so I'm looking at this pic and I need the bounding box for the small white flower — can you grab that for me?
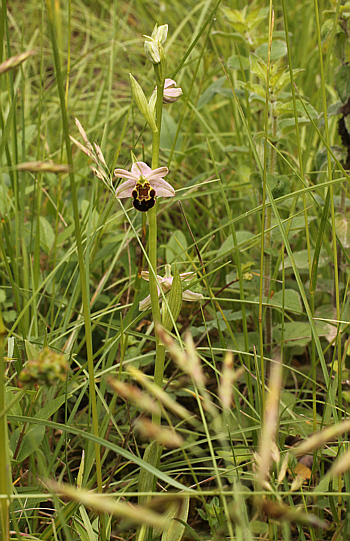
[114,161,175,212]
[139,264,203,311]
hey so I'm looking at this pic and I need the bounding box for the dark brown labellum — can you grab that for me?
[132,182,156,212]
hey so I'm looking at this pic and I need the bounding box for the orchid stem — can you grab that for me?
[149,62,165,425]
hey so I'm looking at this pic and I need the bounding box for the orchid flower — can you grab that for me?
[114,161,175,212]
[153,78,183,104]
[139,264,203,311]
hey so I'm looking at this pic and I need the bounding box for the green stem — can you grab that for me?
[45,2,105,537]
[149,62,165,419]
[0,307,10,541]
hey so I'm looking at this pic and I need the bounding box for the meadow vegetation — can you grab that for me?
[1,0,350,539]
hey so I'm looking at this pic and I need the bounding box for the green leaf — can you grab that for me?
[13,424,45,463]
[335,211,350,249]
[162,265,182,332]
[160,110,183,154]
[310,188,330,293]
[272,289,303,313]
[161,497,190,541]
[282,249,330,273]
[227,55,250,70]
[138,441,159,505]
[278,117,311,135]
[25,340,39,361]
[249,53,267,81]
[255,40,287,62]
[250,520,269,534]
[165,230,187,263]
[129,74,157,131]
[81,199,100,230]
[197,76,226,110]
[34,395,69,420]
[217,231,255,258]
[0,288,6,303]
[267,173,290,198]
[39,216,55,254]
[336,64,350,103]
[274,320,332,348]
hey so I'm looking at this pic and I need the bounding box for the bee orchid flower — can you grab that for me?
[114,161,175,212]
[139,265,203,311]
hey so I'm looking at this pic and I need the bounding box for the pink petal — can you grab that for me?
[180,272,195,281]
[131,162,152,177]
[164,79,176,89]
[146,166,169,181]
[115,179,136,198]
[150,178,175,197]
[160,276,173,292]
[139,294,152,311]
[183,290,203,301]
[114,168,139,181]
[165,88,182,98]
[141,271,163,283]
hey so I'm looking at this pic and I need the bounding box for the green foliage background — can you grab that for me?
[1,0,350,539]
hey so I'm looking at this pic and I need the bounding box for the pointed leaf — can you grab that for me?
[162,265,182,331]
[161,497,190,541]
[138,441,159,505]
[310,188,330,293]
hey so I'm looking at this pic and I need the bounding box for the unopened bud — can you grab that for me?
[144,24,168,65]
[144,40,161,64]
[152,24,168,44]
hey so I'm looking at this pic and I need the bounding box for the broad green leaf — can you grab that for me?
[335,64,350,102]
[335,211,350,249]
[197,76,226,110]
[267,173,290,198]
[25,340,39,361]
[0,288,6,303]
[227,55,250,70]
[138,441,158,505]
[81,200,100,230]
[165,230,187,263]
[13,424,45,463]
[39,216,55,254]
[160,110,183,154]
[278,117,310,135]
[249,53,267,81]
[217,231,255,258]
[274,321,332,348]
[34,395,69,420]
[255,40,287,62]
[162,265,182,332]
[161,497,190,541]
[282,249,330,273]
[272,289,303,313]
[250,520,269,534]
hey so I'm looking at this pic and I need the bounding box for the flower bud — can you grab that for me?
[129,74,157,132]
[152,24,168,45]
[144,24,168,65]
[144,40,161,64]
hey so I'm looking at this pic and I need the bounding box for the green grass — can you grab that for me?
[1,0,350,539]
